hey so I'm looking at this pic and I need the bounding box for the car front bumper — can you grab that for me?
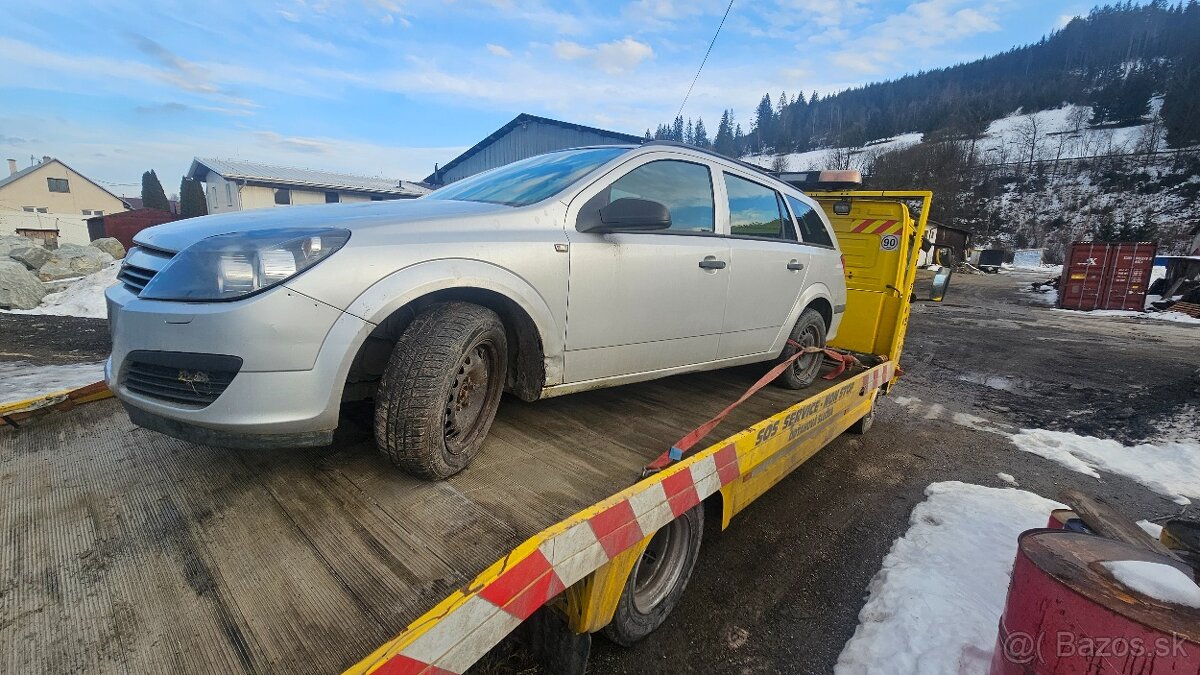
[105,282,371,447]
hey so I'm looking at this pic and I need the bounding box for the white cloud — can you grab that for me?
[826,0,1003,74]
[553,41,593,61]
[486,43,513,57]
[594,37,655,74]
[553,37,654,74]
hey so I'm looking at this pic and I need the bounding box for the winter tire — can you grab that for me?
[774,307,827,390]
[374,302,507,480]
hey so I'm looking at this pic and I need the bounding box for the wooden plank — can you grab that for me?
[1059,489,1183,562]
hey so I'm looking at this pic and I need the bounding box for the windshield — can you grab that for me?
[426,147,630,206]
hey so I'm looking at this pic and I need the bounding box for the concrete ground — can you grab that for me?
[588,270,1199,674]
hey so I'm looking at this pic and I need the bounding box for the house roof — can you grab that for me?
[426,113,645,183]
[0,158,129,206]
[187,158,429,197]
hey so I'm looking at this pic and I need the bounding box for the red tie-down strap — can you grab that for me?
[643,341,869,475]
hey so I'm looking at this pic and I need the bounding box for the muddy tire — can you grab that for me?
[774,308,827,390]
[374,302,508,480]
[848,395,876,434]
[603,505,703,646]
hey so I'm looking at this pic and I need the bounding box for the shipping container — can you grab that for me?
[1058,241,1157,311]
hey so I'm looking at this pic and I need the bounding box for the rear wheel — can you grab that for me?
[848,395,877,434]
[774,308,827,390]
[603,505,704,646]
[374,302,508,480]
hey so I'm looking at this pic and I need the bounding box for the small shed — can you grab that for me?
[87,208,182,250]
[426,113,644,186]
[918,220,972,267]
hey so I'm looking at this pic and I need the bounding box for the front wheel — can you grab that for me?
[603,505,704,646]
[374,302,508,480]
[774,308,827,390]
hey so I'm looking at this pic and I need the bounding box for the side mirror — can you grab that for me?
[930,267,953,302]
[580,198,671,233]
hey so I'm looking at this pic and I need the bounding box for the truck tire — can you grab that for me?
[774,308,827,390]
[603,505,703,646]
[848,395,876,434]
[374,302,508,480]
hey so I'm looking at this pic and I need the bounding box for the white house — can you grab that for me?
[187,158,429,214]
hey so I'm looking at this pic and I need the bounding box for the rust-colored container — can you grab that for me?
[990,530,1199,674]
[1058,241,1157,311]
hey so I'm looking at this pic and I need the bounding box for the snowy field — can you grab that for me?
[0,361,105,404]
[744,103,1162,172]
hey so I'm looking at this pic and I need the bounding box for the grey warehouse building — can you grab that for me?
[425,113,644,186]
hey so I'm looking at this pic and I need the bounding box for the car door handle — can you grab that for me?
[698,258,727,270]
[787,260,805,271]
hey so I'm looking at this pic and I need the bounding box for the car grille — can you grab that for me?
[122,351,242,407]
[118,246,175,295]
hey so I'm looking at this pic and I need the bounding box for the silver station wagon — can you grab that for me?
[106,143,847,478]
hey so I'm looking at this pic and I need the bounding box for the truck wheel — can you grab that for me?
[374,302,508,480]
[848,396,876,434]
[603,505,703,646]
[774,308,827,390]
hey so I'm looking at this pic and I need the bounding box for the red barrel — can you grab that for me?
[990,530,1199,674]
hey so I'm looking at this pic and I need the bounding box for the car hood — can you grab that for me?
[132,198,515,253]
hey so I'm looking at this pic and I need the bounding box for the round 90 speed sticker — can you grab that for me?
[880,234,900,251]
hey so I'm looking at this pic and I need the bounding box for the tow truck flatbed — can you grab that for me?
[2,189,932,674]
[3,364,868,673]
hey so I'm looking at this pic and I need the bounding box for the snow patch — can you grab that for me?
[997,472,1018,486]
[1009,429,1200,505]
[1136,519,1163,539]
[1053,308,1200,324]
[835,482,1062,675]
[4,262,118,319]
[1101,560,1200,608]
[0,361,106,404]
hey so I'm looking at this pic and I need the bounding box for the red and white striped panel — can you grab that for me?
[370,444,743,674]
[860,362,894,394]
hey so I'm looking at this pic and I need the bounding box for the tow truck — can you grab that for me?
[0,180,946,674]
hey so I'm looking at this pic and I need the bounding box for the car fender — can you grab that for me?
[339,258,564,386]
[769,282,836,355]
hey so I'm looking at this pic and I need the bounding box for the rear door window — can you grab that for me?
[724,173,795,241]
[786,195,835,247]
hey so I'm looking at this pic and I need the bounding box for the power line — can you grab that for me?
[675,0,735,121]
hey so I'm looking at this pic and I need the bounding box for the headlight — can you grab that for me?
[140,228,350,301]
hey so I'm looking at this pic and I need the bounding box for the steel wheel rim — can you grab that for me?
[792,325,821,379]
[632,517,690,614]
[444,340,497,455]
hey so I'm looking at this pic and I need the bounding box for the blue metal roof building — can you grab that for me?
[425,113,644,186]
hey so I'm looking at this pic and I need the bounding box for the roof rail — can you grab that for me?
[641,140,786,184]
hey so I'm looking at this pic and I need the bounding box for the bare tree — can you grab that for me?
[823,146,855,170]
[1015,114,1042,171]
[770,153,791,173]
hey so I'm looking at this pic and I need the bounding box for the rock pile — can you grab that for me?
[0,235,125,310]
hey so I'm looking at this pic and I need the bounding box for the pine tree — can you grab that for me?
[714,110,735,156]
[672,116,685,142]
[694,118,710,148]
[753,94,773,153]
[141,170,170,211]
[179,177,207,218]
[685,119,694,145]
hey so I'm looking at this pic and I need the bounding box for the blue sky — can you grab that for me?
[0,0,1091,196]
